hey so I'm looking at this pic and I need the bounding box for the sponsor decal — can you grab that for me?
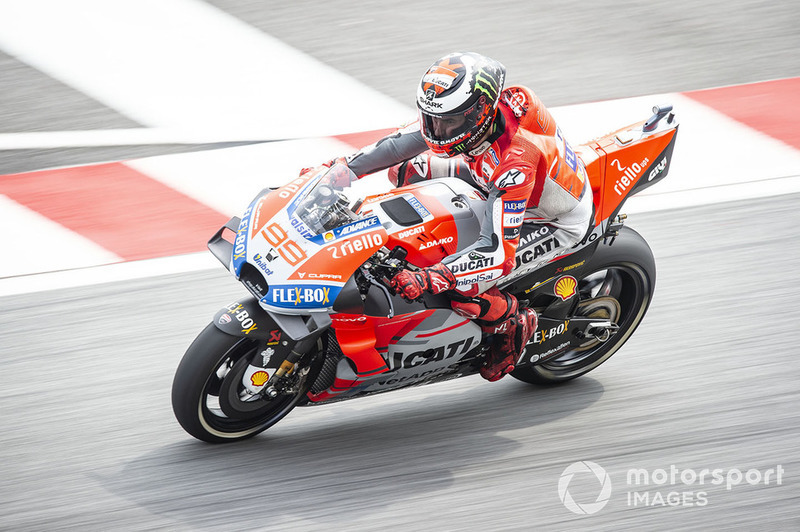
[554,276,578,301]
[263,249,279,262]
[419,95,443,109]
[337,216,380,237]
[495,169,526,188]
[519,226,550,246]
[481,149,501,176]
[456,270,498,288]
[327,232,384,259]
[398,226,425,239]
[515,235,562,268]
[310,216,381,245]
[243,278,267,298]
[387,337,474,371]
[529,341,570,364]
[376,365,456,386]
[648,156,668,181]
[252,253,275,276]
[420,236,454,250]
[573,227,601,249]
[612,156,650,196]
[218,313,231,325]
[489,149,500,166]
[451,256,494,274]
[267,330,281,346]
[534,320,570,344]
[250,370,270,387]
[503,200,525,237]
[474,67,501,100]
[556,127,578,172]
[503,88,529,118]
[410,155,429,177]
[225,303,258,334]
[503,226,521,241]
[422,65,458,94]
[308,272,343,280]
[260,347,275,366]
[503,200,527,213]
[290,216,315,239]
[249,198,267,240]
[405,196,431,219]
[280,174,314,200]
[270,285,333,307]
[556,260,585,274]
[234,204,254,262]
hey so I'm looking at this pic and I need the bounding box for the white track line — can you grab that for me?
[0,0,413,136]
[0,252,219,297]
[0,195,122,279]
[0,129,289,150]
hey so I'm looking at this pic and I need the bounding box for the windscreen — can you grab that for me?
[287,163,360,236]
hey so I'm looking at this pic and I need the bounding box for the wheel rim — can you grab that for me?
[197,339,302,439]
[532,263,650,378]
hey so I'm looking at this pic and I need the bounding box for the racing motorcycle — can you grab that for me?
[172,105,678,443]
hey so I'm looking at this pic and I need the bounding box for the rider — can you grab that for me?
[319,52,593,381]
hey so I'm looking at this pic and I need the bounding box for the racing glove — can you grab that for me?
[299,157,352,188]
[299,156,348,176]
[390,263,457,301]
[387,155,431,187]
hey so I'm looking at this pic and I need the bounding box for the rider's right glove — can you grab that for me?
[390,263,456,301]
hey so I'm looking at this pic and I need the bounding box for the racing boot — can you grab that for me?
[480,308,538,382]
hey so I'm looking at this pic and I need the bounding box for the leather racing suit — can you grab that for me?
[345,85,594,325]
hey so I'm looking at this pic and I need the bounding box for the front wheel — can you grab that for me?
[171,324,318,443]
[511,226,656,384]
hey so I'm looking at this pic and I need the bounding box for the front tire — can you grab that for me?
[172,324,317,443]
[511,226,656,384]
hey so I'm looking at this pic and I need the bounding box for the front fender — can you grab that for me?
[213,297,331,343]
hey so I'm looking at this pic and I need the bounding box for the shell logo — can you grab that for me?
[250,370,270,387]
[554,276,578,301]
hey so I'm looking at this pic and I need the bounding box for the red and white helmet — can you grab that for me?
[416,52,506,157]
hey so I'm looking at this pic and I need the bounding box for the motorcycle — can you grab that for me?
[172,105,679,443]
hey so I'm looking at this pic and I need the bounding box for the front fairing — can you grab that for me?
[230,164,388,315]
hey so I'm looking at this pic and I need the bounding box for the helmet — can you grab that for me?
[416,52,506,157]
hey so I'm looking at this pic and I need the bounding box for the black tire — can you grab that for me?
[172,324,318,443]
[511,226,656,384]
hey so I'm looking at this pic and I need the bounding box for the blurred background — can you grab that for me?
[1,1,798,530]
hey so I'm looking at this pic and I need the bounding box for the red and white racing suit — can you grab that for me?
[347,85,594,325]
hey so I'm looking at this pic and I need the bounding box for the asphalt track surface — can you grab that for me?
[2,1,799,530]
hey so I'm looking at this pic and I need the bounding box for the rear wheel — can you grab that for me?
[511,227,656,384]
[171,324,321,443]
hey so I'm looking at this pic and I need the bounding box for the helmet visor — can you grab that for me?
[419,99,484,146]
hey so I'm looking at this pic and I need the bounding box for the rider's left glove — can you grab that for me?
[390,263,456,301]
[299,156,349,181]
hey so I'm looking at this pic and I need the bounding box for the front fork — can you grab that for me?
[240,336,319,399]
[212,297,330,399]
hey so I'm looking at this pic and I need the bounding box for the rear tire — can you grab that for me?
[171,324,319,443]
[511,227,656,384]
